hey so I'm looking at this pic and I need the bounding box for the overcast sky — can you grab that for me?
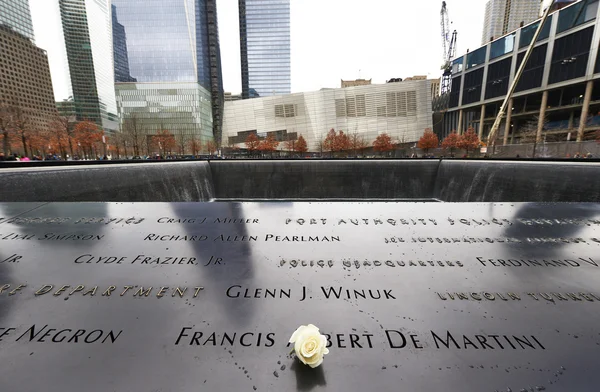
[219,0,490,93]
[30,0,551,96]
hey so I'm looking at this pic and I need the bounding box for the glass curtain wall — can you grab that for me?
[59,0,118,132]
[239,0,291,98]
[112,0,219,147]
[0,0,35,41]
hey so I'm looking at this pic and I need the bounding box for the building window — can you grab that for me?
[490,33,515,60]
[519,16,553,48]
[466,47,487,69]
[557,0,599,34]
[549,26,594,84]
[275,104,295,117]
[346,97,356,117]
[355,95,366,116]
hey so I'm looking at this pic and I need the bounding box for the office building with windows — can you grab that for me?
[223,80,432,151]
[0,0,35,41]
[30,0,118,133]
[239,0,291,98]
[0,18,56,138]
[482,0,540,44]
[441,0,600,145]
[113,0,224,147]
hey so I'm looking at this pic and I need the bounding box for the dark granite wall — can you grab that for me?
[0,160,598,202]
[209,160,439,200]
[0,162,214,202]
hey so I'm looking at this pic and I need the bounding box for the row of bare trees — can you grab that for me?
[116,115,217,157]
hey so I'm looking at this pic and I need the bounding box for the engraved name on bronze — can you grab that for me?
[143,234,340,242]
[0,233,104,241]
[73,254,223,266]
[0,253,22,263]
[0,217,144,225]
[436,291,600,302]
[157,217,260,224]
[0,325,122,344]
[477,257,598,267]
[143,234,258,242]
[385,237,594,244]
[173,327,545,351]
[225,285,396,301]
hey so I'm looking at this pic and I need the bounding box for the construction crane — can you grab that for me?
[440,1,457,95]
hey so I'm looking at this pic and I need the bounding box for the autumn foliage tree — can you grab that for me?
[258,134,279,156]
[417,128,439,155]
[245,133,260,155]
[441,131,459,156]
[283,137,296,153]
[152,129,176,156]
[205,140,217,155]
[323,129,350,157]
[74,120,103,158]
[188,138,202,156]
[373,133,394,156]
[457,127,481,156]
[295,135,308,154]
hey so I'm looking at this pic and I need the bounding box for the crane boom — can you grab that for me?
[440,1,456,95]
[441,1,449,62]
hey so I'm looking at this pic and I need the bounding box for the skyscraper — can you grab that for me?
[111,4,136,83]
[482,0,540,44]
[0,1,56,154]
[239,0,291,99]
[112,0,224,148]
[30,0,118,133]
[0,0,35,41]
[59,0,118,132]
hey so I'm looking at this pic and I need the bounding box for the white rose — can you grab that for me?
[289,324,329,368]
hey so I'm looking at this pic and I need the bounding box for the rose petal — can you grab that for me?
[308,357,324,368]
[289,325,307,343]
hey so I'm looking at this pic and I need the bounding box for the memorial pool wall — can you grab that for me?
[0,160,598,202]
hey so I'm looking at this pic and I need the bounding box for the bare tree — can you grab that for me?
[51,114,76,158]
[13,106,30,157]
[122,113,145,156]
[176,132,189,156]
[317,139,325,157]
[349,132,368,157]
[0,103,14,156]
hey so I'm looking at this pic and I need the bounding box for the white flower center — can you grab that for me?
[301,337,319,357]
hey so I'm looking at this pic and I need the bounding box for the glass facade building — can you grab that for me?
[0,0,35,41]
[58,0,118,132]
[239,0,291,98]
[111,4,136,83]
[112,0,223,146]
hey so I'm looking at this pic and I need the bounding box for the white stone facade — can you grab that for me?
[223,80,433,151]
